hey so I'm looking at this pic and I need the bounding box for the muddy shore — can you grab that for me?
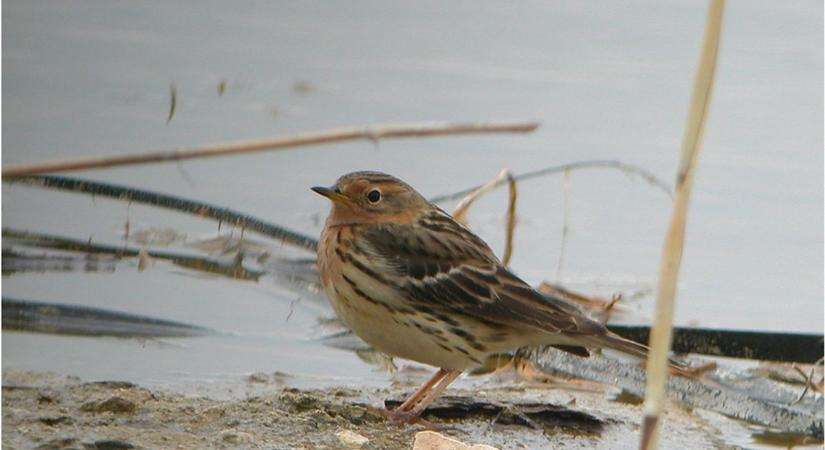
[2,369,743,450]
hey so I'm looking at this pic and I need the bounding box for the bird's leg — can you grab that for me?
[380,369,461,426]
[398,369,462,420]
[366,369,447,425]
[393,368,449,413]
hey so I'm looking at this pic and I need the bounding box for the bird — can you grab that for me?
[312,171,684,424]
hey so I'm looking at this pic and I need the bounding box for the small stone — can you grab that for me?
[335,429,369,448]
[38,392,58,404]
[412,431,499,450]
[89,440,135,450]
[86,381,137,390]
[221,430,254,445]
[247,372,269,383]
[34,437,82,450]
[39,416,72,426]
[79,396,136,414]
[282,392,320,413]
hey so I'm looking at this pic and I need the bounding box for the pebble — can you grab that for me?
[91,440,136,450]
[39,416,72,426]
[34,437,82,450]
[221,430,254,445]
[79,396,136,414]
[335,429,369,448]
[412,431,499,450]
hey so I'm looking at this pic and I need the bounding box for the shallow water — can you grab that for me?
[2,1,822,447]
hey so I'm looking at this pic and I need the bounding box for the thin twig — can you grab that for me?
[2,121,539,177]
[640,2,724,449]
[789,364,816,406]
[166,82,177,125]
[430,160,672,204]
[451,169,519,265]
[285,297,302,323]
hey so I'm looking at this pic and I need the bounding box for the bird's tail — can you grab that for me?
[584,331,694,376]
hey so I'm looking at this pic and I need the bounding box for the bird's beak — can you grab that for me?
[311,186,348,204]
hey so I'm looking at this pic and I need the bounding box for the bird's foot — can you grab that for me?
[670,360,718,378]
[364,405,441,431]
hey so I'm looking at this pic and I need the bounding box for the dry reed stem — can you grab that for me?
[452,169,511,222]
[640,2,725,450]
[789,365,817,406]
[556,168,571,280]
[2,121,539,177]
[502,172,518,265]
[451,169,519,266]
[430,160,672,204]
[790,359,824,404]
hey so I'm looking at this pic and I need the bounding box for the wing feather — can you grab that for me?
[357,212,605,336]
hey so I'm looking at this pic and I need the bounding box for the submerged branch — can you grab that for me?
[3,297,216,338]
[7,175,319,252]
[3,228,265,281]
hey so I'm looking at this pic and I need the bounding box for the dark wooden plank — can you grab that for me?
[608,324,823,363]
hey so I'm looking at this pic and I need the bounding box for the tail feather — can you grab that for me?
[586,331,693,376]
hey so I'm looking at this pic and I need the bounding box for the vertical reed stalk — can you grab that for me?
[640,1,725,449]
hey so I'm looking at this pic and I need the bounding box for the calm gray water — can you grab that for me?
[2,0,821,412]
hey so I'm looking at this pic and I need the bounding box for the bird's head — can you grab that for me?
[312,171,430,226]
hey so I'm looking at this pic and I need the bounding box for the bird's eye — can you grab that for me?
[366,189,381,204]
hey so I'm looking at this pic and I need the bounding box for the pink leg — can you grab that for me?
[402,369,462,419]
[394,368,449,412]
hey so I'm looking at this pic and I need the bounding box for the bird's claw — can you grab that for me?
[364,405,441,431]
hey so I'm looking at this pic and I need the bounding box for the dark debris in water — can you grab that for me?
[33,437,136,450]
[608,389,644,406]
[3,298,217,339]
[2,249,116,276]
[751,429,824,447]
[385,395,605,434]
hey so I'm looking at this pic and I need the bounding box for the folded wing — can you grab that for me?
[357,213,607,337]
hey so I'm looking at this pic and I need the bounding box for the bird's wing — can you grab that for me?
[357,212,605,336]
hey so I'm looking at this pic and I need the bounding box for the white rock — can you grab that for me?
[336,429,370,448]
[412,431,499,450]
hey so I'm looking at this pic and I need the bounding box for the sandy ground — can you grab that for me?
[1,369,739,450]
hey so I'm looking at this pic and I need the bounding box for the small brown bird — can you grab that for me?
[313,171,673,423]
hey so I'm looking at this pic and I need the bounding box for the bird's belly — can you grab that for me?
[323,278,487,371]
[350,308,478,370]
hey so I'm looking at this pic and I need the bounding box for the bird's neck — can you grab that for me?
[325,205,421,227]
